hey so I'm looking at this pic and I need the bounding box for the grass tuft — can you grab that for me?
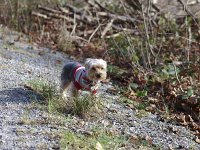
[26,79,101,117]
[60,129,129,150]
[72,95,102,118]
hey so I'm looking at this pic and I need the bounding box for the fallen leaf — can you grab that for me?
[130,135,139,145]
[195,137,200,144]
[95,142,103,150]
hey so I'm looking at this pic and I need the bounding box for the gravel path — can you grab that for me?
[0,28,199,149]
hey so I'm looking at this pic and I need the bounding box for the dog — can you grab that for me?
[61,58,107,98]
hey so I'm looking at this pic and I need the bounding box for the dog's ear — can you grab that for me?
[84,58,92,69]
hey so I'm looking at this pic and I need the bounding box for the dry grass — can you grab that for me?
[57,23,75,52]
[0,0,65,31]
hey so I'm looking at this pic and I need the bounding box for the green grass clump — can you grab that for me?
[60,128,129,150]
[71,95,101,117]
[27,79,101,117]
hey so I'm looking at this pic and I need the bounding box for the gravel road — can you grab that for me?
[0,28,199,149]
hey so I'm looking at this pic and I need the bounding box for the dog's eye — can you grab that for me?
[92,67,96,71]
[100,67,104,70]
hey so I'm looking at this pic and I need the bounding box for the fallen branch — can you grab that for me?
[101,19,114,38]
[105,32,122,38]
[63,3,83,14]
[32,11,49,19]
[59,7,70,14]
[60,6,94,24]
[38,5,62,14]
[47,13,74,22]
[111,24,135,33]
[78,30,95,37]
[97,12,136,23]
[88,24,101,42]
[93,0,114,13]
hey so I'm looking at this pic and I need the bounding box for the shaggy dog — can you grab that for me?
[61,58,107,98]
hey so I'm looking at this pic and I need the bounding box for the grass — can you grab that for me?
[60,128,129,150]
[57,23,75,53]
[71,95,102,118]
[60,126,159,150]
[26,79,102,117]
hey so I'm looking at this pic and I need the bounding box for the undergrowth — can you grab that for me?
[26,79,100,117]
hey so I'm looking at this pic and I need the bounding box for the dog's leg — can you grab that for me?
[61,82,71,99]
[71,84,79,98]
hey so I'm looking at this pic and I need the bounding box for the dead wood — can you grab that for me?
[97,12,136,23]
[101,19,114,38]
[31,2,137,42]
[63,3,83,15]
[32,11,49,19]
[38,5,61,14]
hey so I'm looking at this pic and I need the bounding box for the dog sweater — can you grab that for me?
[73,65,97,94]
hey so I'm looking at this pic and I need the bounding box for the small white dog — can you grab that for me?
[61,58,107,97]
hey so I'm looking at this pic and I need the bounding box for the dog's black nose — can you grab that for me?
[96,73,101,78]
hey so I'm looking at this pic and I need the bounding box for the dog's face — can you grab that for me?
[84,58,107,82]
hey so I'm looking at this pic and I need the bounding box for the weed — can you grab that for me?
[71,95,102,118]
[27,79,56,101]
[57,23,75,53]
[60,128,129,150]
[26,79,101,117]
[26,79,66,113]
[60,125,159,150]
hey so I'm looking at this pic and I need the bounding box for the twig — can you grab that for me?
[32,11,49,19]
[38,5,61,14]
[59,7,70,14]
[78,30,95,37]
[61,6,93,24]
[47,13,74,22]
[74,35,88,42]
[172,62,181,83]
[105,32,122,38]
[88,24,101,42]
[111,24,135,33]
[97,12,136,23]
[93,0,114,13]
[71,13,77,36]
[141,5,157,58]
[177,0,200,28]
[162,33,200,45]
[187,24,192,61]
[63,3,83,14]
[101,19,114,38]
